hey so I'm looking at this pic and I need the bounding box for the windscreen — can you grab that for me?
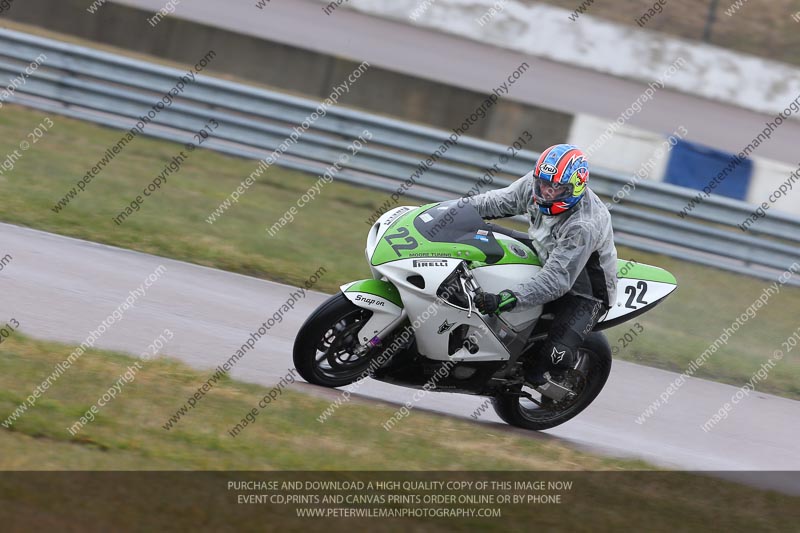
[413,201,504,264]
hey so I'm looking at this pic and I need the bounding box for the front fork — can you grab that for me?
[352,308,408,357]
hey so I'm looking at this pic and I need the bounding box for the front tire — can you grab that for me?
[293,293,377,388]
[492,332,612,431]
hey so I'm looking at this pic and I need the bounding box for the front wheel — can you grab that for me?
[491,332,612,431]
[293,293,379,388]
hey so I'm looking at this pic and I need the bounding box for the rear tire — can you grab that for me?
[293,293,377,388]
[492,332,612,431]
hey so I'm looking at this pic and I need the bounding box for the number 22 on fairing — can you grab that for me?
[383,226,418,256]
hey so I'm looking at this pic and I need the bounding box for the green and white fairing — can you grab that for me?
[341,203,677,363]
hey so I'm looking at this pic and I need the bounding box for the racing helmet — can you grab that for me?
[532,144,589,215]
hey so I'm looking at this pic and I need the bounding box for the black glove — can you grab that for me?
[474,290,517,315]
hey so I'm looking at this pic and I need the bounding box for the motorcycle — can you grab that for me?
[293,201,677,430]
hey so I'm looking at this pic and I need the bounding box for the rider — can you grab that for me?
[467,144,618,385]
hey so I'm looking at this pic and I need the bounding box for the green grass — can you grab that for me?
[0,103,798,401]
[0,334,636,470]
[0,334,797,531]
[0,103,375,290]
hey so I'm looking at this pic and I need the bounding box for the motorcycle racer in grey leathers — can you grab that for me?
[466,144,618,385]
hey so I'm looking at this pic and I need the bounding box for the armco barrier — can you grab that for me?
[1,28,798,285]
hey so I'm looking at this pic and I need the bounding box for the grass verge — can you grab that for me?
[0,334,797,531]
[0,333,640,470]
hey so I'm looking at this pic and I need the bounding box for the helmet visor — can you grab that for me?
[533,176,574,204]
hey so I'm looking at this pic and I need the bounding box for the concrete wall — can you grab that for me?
[568,114,800,218]
[0,0,571,150]
[748,158,800,217]
[340,0,800,120]
[568,114,674,186]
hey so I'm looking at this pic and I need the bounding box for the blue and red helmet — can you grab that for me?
[532,144,589,215]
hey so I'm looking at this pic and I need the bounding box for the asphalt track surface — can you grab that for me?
[111,0,800,165]
[3,222,798,494]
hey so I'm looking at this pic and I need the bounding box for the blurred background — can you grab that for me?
[0,1,799,524]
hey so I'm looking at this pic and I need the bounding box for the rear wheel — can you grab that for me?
[293,293,381,387]
[492,332,612,431]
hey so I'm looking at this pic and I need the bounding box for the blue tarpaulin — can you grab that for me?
[663,139,752,200]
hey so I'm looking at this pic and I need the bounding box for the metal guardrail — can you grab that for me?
[1,28,798,285]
